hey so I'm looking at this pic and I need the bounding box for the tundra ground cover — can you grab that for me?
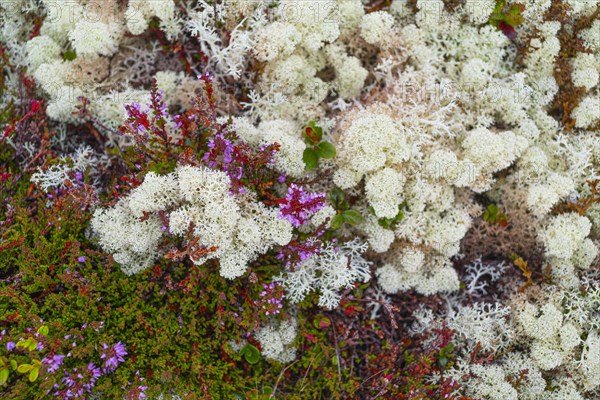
[1,0,600,399]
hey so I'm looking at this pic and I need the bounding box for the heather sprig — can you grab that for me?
[100,341,127,373]
[276,238,323,268]
[120,82,173,152]
[278,183,326,228]
[256,282,284,316]
[202,129,282,195]
[56,363,103,399]
[1,321,127,395]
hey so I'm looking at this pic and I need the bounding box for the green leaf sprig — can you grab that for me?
[240,344,261,365]
[329,188,362,229]
[370,203,406,230]
[483,203,508,227]
[302,121,336,171]
[489,1,524,27]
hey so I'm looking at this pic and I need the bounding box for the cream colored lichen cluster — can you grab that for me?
[275,238,371,309]
[244,0,369,123]
[91,166,293,278]
[457,280,600,400]
[254,319,298,364]
[409,259,600,399]
[13,0,168,128]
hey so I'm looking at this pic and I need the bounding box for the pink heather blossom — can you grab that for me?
[43,354,65,373]
[100,341,127,372]
[278,184,326,228]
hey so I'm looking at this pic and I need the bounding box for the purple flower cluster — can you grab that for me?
[276,238,322,268]
[122,370,148,399]
[122,102,151,142]
[256,282,284,315]
[48,340,127,399]
[203,133,236,170]
[172,112,196,130]
[278,184,326,228]
[258,282,284,316]
[57,363,102,399]
[43,354,65,373]
[100,341,127,373]
[121,84,171,147]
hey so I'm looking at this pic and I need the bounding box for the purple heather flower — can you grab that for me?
[88,363,102,381]
[203,133,235,169]
[59,363,103,398]
[6,341,15,351]
[278,184,326,228]
[101,342,127,372]
[137,386,149,399]
[257,282,284,316]
[62,373,77,388]
[77,256,86,263]
[172,114,183,129]
[123,370,148,399]
[43,354,65,373]
[74,171,84,186]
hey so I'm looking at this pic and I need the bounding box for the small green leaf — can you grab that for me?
[9,360,17,370]
[377,206,404,229]
[484,203,499,222]
[240,344,261,365]
[303,121,323,145]
[28,367,39,382]
[17,364,33,373]
[329,187,345,207]
[17,338,37,351]
[303,148,319,170]
[261,386,274,396]
[313,316,331,329]
[378,218,393,229]
[0,368,8,386]
[342,209,363,225]
[504,12,522,27]
[493,0,505,14]
[63,50,77,61]
[315,141,336,159]
[37,326,49,337]
[394,209,404,223]
[330,213,344,229]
